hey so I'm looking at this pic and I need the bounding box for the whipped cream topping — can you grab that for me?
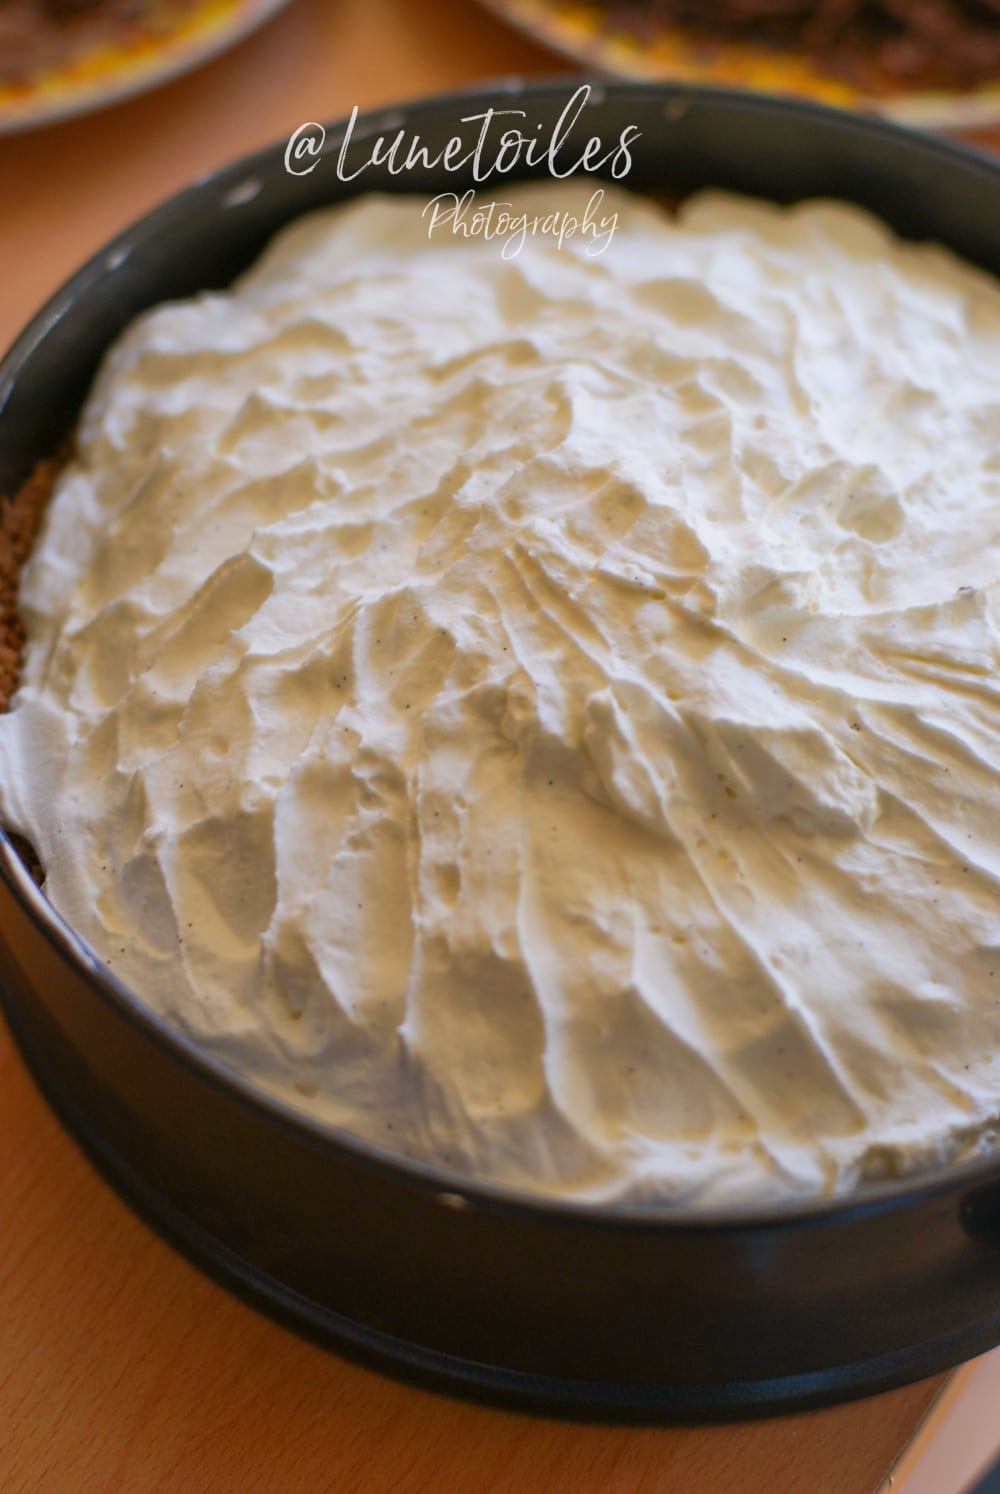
[4,181,1000,1207]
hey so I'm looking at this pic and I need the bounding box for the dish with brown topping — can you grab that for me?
[0,0,199,83]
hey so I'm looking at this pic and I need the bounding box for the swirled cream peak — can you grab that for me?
[4,182,1000,1206]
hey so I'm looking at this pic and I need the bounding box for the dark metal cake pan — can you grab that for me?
[3,82,1000,1421]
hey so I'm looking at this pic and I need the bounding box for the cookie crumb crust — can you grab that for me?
[0,457,59,714]
[0,456,59,884]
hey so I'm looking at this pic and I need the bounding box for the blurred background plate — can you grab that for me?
[0,0,294,134]
[477,0,1000,129]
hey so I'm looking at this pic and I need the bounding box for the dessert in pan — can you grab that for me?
[3,171,1000,1210]
[3,85,1000,1413]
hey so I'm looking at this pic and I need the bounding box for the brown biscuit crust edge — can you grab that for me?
[0,456,61,883]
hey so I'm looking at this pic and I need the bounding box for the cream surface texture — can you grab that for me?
[3,181,1000,1207]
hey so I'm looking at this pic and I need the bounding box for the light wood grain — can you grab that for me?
[3,3,996,1488]
[0,1022,946,1494]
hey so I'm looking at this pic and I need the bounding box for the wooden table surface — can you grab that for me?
[1,3,998,1489]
